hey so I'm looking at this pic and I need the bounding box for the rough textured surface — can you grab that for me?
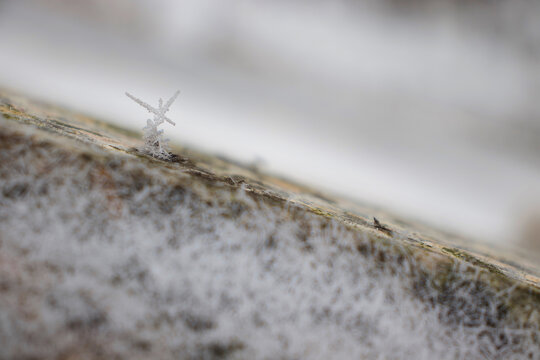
[0,89,539,359]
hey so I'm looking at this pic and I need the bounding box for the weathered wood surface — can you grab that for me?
[1,89,539,359]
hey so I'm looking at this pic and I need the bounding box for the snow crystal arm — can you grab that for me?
[161,115,176,126]
[125,92,157,113]
[163,90,181,113]
[126,92,177,126]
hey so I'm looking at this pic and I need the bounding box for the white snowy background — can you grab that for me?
[1,0,540,247]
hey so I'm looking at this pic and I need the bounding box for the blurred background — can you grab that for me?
[1,0,539,251]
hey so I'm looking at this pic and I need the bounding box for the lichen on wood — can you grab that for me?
[0,89,539,359]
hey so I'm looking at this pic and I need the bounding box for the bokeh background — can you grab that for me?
[1,0,539,250]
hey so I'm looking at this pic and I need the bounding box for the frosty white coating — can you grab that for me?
[126,90,180,160]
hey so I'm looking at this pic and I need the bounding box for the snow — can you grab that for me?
[126,90,179,159]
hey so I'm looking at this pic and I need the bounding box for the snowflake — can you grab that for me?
[126,90,180,160]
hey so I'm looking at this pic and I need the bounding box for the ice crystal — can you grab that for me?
[126,90,180,159]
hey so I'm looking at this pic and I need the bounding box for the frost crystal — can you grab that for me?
[126,90,180,160]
